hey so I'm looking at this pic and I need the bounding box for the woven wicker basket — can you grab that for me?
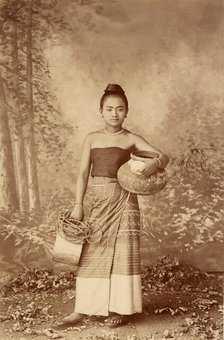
[52,232,83,266]
[52,209,91,266]
[117,151,167,195]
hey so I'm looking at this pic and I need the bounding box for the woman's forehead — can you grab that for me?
[103,95,126,106]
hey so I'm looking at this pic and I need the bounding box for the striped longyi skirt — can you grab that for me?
[75,177,142,316]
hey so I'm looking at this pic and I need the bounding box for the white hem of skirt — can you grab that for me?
[74,274,142,316]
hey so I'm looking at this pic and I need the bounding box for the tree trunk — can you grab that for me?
[26,0,41,211]
[12,15,30,212]
[0,71,19,213]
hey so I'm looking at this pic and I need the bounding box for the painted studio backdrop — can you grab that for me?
[0,0,223,276]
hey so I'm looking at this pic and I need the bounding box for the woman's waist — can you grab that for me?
[90,176,118,186]
[89,176,124,202]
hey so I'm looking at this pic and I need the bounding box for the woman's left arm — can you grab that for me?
[132,133,169,175]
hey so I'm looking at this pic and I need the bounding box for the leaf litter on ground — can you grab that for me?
[0,255,223,339]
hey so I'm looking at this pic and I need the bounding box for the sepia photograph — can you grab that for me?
[0,0,223,339]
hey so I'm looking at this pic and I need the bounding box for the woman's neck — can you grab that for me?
[104,126,124,135]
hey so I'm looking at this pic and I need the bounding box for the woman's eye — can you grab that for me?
[117,108,125,113]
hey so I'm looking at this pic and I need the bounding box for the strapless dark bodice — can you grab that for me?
[90,147,131,178]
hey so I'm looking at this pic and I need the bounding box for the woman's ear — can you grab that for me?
[99,108,104,117]
[125,108,129,118]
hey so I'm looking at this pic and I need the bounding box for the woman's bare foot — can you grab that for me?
[105,314,128,328]
[56,312,84,326]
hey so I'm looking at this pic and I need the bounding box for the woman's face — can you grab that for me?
[101,95,128,127]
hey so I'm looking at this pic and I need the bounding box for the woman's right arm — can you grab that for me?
[71,134,92,220]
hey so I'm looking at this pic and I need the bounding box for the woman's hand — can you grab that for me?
[139,159,158,177]
[70,204,84,221]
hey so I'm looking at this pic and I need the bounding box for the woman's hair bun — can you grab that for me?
[100,83,128,109]
[105,84,125,94]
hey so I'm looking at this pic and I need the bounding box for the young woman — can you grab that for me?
[59,84,169,327]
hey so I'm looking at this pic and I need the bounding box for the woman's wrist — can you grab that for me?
[74,202,83,206]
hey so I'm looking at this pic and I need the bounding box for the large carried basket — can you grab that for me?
[117,151,167,195]
[52,209,92,266]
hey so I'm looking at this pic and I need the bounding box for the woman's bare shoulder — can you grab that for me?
[85,130,104,142]
[124,130,142,140]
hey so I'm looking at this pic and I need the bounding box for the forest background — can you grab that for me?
[0,0,223,276]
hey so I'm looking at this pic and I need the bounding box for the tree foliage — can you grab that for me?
[141,89,224,255]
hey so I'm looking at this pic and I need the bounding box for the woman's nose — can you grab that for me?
[112,109,119,116]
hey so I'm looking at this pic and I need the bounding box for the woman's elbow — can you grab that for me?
[78,169,90,181]
[161,153,169,168]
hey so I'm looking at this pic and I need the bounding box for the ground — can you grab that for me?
[0,257,223,340]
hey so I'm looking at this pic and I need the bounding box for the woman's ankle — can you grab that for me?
[63,312,83,320]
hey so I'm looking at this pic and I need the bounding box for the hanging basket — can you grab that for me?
[117,151,167,195]
[52,209,92,266]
